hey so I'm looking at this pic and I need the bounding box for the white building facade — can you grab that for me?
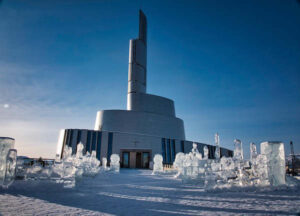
[57,11,232,168]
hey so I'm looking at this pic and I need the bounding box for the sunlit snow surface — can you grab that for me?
[1,169,300,215]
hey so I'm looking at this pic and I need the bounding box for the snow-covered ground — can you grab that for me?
[1,169,300,215]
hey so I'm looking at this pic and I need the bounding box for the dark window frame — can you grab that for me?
[107,132,113,165]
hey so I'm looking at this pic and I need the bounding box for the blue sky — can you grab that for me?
[0,0,299,158]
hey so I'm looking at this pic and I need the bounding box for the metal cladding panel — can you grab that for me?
[128,81,146,93]
[139,10,147,45]
[134,40,147,68]
[128,39,147,95]
[127,93,175,117]
[56,129,65,157]
[128,40,146,68]
[128,63,146,85]
[95,110,185,140]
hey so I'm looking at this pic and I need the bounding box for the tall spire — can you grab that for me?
[139,10,147,45]
[127,10,147,110]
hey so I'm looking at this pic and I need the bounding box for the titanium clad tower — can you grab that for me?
[127,10,147,110]
[94,10,185,140]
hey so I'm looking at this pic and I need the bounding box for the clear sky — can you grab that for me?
[0,0,299,159]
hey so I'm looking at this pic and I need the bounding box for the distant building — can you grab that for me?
[57,10,233,168]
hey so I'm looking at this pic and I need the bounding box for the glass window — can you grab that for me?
[96,132,102,160]
[171,140,176,163]
[91,132,96,151]
[142,152,149,168]
[65,129,69,146]
[86,131,91,154]
[68,130,73,147]
[76,130,81,145]
[123,152,129,168]
[181,140,184,153]
[75,130,81,153]
[107,132,113,164]
[161,138,166,163]
[166,139,171,164]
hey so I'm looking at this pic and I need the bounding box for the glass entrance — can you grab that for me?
[136,152,142,168]
[122,152,129,168]
[142,152,149,168]
[120,149,151,169]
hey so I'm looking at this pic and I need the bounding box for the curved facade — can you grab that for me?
[127,93,175,116]
[94,109,185,140]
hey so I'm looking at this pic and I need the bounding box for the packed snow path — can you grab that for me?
[1,169,300,215]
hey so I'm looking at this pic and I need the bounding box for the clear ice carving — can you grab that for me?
[234,139,243,160]
[203,146,209,160]
[173,152,185,177]
[152,154,164,174]
[25,143,102,188]
[3,149,17,187]
[173,138,288,190]
[261,141,286,186]
[250,142,257,161]
[250,154,269,185]
[191,143,199,156]
[110,154,120,172]
[214,133,220,160]
[102,157,107,169]
[0,138,17,188]
[173,144,207,181]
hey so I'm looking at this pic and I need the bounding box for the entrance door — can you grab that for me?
[136,152,142,168]
[122,152,130,168]
[142,152,150,168]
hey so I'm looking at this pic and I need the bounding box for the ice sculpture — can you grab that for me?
[173,144,208,181]
[3,149,17,187]
[0,138,17,188]
[250,142,257,161]
[173,153,185,177]
[261,141,285,186]
[25,143,102,188]
[203,146,209,160]
[152,154,163,174]
[251,154,269,185]
[173,138,288,190]
[234,139,243,160]
[110,154,120,172]
[214,133,220,160]
[102,157,107,169]
[191,143,202,160]
[191,143,199,156]
[76,143,84,158]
